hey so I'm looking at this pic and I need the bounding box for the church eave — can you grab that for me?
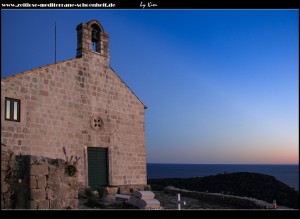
[109,66,148,110]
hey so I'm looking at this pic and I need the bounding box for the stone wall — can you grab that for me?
[1,144,78,209]
[1,144,15,208]
[165,186,276,209]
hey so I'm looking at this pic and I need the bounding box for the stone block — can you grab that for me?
[136,199,160,209]
[49,199,60,209]
[30,176,37,189]
[73,190,79,198]
[115,194,130,201]
[48,165,64,176]
[133,191,155,200]
[46,189,54,200]
[9,161,18,169]
[47,181,60,192]
[36,176,46,189]
[1,161,8,171]
[48,165,57,175]
[107,186,119,194]
[55,189,68,199]
[1,172,6,182]
[30,164,48,176]
[68,199,78,209]
[38,200,49,209]
[39,90,49,96]
[68,188,78,199]
[64,191,73,199]
[1,183,8,193]
[29,200,38,209]
[128,196,139,206]
[30,189,46,200]
[1,153,10,162]
[97,186,110,195]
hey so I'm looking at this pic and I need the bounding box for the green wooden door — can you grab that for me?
[87,147,108,190]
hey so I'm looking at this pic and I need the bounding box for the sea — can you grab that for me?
[147,163,299,191]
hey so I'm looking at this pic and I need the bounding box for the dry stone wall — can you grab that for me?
[165,186,292,209]
[1,144,78,209]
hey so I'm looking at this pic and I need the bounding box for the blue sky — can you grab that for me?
[1,10,299,164]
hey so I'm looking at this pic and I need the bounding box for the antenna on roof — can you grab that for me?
[55,22,57,64]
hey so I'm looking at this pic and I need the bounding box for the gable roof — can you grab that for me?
[109,66,147,109]
[1,57,148,109]
[1,57,74,81]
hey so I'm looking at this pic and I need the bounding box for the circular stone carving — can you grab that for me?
[90,115,104,131]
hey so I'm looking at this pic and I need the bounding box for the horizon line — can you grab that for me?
[146,162,299,165]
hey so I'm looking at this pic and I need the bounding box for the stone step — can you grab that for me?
[132,191,155,200]
[128,195,160,209]
[115,194,130,201]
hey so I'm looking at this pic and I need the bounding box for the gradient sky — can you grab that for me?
[1,10,299,164]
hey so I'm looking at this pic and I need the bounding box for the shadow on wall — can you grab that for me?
[1,144,79,209]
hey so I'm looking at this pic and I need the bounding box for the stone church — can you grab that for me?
[1,20,147,191]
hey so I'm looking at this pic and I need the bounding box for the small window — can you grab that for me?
[5,97,20,122]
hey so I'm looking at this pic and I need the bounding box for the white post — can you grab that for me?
[177,193,181,210]
[171,193,186,210]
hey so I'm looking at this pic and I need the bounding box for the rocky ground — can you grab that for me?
[154,191,238,209]
[78,190,242,210]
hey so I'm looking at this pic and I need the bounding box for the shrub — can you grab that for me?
[144,185,151,191]
[63,147,80,177]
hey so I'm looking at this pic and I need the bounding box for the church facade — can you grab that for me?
[1,20,147,190]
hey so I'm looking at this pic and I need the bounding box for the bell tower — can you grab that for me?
[76,20,110,59]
